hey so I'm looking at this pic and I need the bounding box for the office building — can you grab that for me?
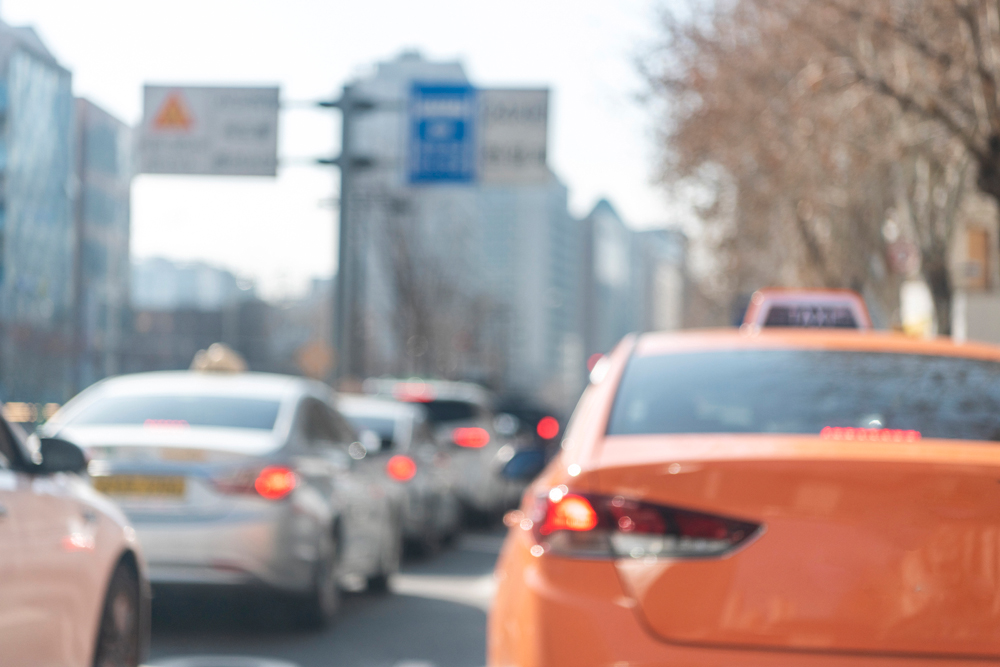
[0,21,74,402]
[74,98,132,390]
[132,257,252,312]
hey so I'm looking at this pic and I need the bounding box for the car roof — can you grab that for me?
[634,328,1000,363]
[361,377,494,406]
[78,370,329,402]
[336,394,424,420]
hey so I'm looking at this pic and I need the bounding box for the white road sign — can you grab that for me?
[478,89,549,185]
[139,85,279,176]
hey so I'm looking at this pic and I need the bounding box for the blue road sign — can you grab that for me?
[408,83,477,184]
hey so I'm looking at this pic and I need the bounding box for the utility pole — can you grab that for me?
[318,86,375,384]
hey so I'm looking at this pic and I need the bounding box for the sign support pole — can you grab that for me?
[319,87,375,385]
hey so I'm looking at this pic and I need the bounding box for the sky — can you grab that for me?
[4,0,674,299]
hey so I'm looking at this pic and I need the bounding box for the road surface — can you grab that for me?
[147,532,504,667]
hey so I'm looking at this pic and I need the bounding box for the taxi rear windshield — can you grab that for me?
[66,395,281,431]
[607,350,1000,441]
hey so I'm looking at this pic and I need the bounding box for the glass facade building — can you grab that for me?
[0,24,74,403]
[74,98,131,391]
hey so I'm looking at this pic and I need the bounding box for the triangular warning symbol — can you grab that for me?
[153,92,193,130]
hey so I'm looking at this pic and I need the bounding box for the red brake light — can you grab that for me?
[536,416,559,440]
[452,427,490,448]
[540,494,598,535]
[527,492,761,560]
[393,382,436,403]
[144,419,189,428]
[386,455,417,482]
[820,426,921,442]
[254,466,297,500]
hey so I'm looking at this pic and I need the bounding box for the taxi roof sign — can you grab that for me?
[743,289,872,330]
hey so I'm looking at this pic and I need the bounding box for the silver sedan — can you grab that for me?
[42,371,401,629]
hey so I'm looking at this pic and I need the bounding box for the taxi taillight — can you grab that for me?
[522,491,762,560]
[254,466,297,500]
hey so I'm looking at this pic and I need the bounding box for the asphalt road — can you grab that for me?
[146,532,504,667]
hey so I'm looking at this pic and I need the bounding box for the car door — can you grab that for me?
[297,399,374,583]
[328,403,393,580]
[412,417,460,537]
[0,425,25,653]
[0,423,84,666]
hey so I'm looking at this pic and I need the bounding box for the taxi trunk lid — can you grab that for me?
[596,434,1000,659]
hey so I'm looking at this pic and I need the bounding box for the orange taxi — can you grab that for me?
[490,298,1000,666]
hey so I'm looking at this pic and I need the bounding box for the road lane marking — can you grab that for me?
[391,573,496,611]
[148,658,300,667]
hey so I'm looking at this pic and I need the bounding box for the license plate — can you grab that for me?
[93,475,186,497]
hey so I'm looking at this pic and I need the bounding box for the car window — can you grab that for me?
[328,408,357,444]
[343,414,397,451]
[607,350,1000,441]
[421,400,480,424]
[303,400,355,448]
[302,399,337,445]
[0,419,17,469]
[65,394,281,430]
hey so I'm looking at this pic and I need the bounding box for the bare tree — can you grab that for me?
[646,0,976,331]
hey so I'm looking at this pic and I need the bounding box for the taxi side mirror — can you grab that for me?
[36,437,87,475]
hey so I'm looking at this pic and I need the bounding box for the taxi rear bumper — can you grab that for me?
[488,527,1000,667]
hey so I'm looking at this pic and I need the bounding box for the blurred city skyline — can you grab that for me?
[4,0,678,299]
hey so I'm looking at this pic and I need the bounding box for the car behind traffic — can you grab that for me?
[337,394,461,553]
[43,370,400,628]
[364,378,524,520]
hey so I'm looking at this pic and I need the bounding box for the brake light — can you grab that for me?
[393,382,436,403]
[453,427,490,448]
[526,491,761,560]
[536,416,560,440]
[386,455,417,482]
[820,426,920,442]
[144,419,189,428]
[254,466,297,500]
[539,494,598,535]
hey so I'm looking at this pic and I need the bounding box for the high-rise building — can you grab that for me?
[580,202,689,365]
[131,257,252,312]
[580,200,635,360]
[0,21,74,402]
[631,228,687,334]
[74,98,132,391]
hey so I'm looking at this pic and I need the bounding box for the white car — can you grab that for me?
[362,378,524,519]
[337,394,462,552]
[0,413,149,667]
[42,371,401,628]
